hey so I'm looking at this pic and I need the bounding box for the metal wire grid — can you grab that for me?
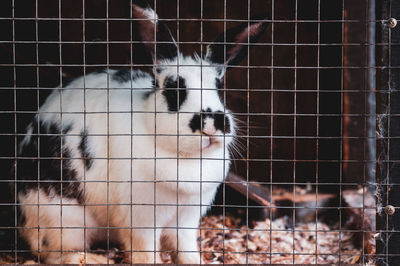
[379,0,400,264]
[0,0,394,264]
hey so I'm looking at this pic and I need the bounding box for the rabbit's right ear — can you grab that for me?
[132,0,178,62]
[204,15,269,71]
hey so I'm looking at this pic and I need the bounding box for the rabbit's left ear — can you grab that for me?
[132,0,178,62]
[204,15,269,70]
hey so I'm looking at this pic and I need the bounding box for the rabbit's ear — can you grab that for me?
[132,0,178,62]
[204,15,269,69]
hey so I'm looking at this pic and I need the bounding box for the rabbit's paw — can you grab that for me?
[124,251,162,264]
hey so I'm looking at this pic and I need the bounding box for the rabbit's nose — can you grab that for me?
[202,118,217,136]
[203,128,217,136]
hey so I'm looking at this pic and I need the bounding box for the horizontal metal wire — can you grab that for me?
[0,225,381,233]
[0,110,390,117]
[0,156,390,163]
[0,179,389,186]
[0,17,395,22]
[0,40,396,46]
[0,63,394,69]
[0,134,385,140]
[0,249,382,257]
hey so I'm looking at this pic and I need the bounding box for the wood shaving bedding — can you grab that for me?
[183,215,371,265]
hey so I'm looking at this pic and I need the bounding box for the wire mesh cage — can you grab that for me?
[0,0,398,265]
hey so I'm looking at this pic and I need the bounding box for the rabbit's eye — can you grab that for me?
[162,76,187,112]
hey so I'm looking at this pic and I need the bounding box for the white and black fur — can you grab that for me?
[16,0,268,263]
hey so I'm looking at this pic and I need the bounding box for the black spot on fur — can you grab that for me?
[95,68,107,74]
[216,78,223,89]
[189,114,202,133]
[110,69,157,99]
[143,78,158,99]
[112,69,148,83]
[16,119,83,203]
[79,129,93,170]
[41,237,49,247]
[162,76,187,111]
[214,111,231,134]
[142,90,156,99]
[112,69,130,82]
[62,124,73,134]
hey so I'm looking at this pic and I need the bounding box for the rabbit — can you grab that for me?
[15,0,268,264]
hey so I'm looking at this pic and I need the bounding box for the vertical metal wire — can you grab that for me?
[362,1,369,264]
[222,0,227,263]
[384,1,392,262]
[154,0,159,260]
[82,0,87,261]
[129,0,134,262]
[34,0,41,261]
[339,0,345,263]
[199,0,204,263]
[153,0,158,262]
[220,0,227,260]
[176,0,180,261]
[269,0,275,263]
[106,0,110,262]
[292,0,298,263]
[315,0,321,263]
[12,0,17,262]
[245,0,250,264]
[57,0,63,260]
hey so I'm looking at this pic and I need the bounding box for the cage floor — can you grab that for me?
[194,215,366,265]
[1,214,370,265]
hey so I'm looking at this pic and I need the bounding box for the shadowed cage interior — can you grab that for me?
[0,0,398,264]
